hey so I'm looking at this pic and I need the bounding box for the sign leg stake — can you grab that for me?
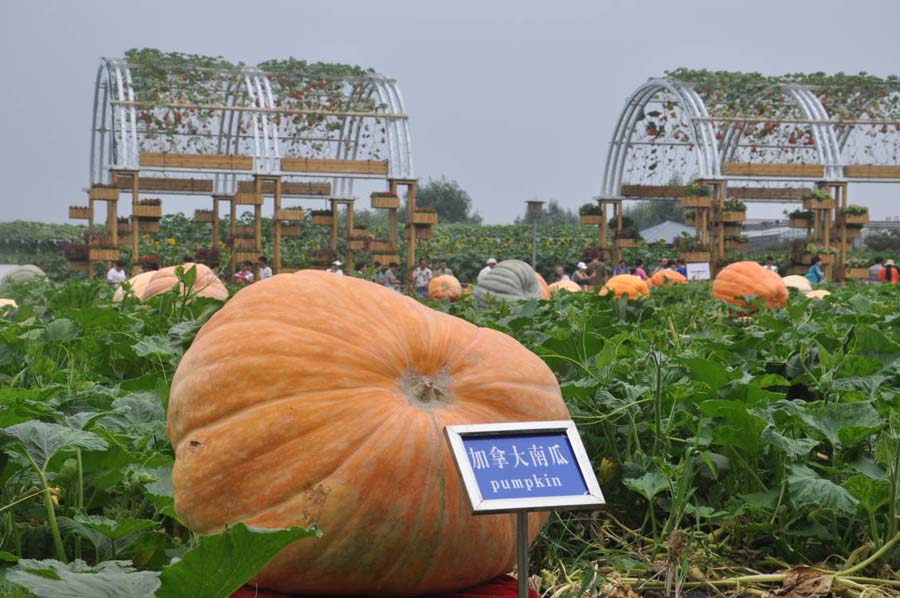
[517,511,528,598]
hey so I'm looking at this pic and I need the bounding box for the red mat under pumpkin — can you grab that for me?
[231,575,537,598]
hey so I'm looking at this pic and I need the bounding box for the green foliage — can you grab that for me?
[865,229,900,252]
[411,176,481,224]
[621,200,684,230]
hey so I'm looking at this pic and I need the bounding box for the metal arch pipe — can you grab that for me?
[787,86,841,179]
[602,83,661,197]
[602,79,718,197]
[372,79,402,178]
[124,66,138,169]
[385,79,414,179]
[90,62,108,184]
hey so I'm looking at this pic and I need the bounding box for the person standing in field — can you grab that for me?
[435,260,454,277]
[572,261,590,287]
[869,257,884,283]
[327,260,344,275]
[879,259,899,284]
[554,266,570,282]
[805,256,825,284]
[614,260,629,275]
[675,259,688,277]
[764,256,778,273]
[234,261,254,285]
[587,259,607,288]
[383,262,401,291]
[257,256,273,280]
[477,258,497,282]
[412,258,432,297]
[633,259,648,281]
[106,260,127,286]
[372,261,385,286]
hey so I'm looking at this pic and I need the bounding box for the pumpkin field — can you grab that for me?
[0,268,897,597]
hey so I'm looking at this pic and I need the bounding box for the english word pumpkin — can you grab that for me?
[167,271,569,595]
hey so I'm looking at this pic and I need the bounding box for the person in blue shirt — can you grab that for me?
[675,258,687,277]
[614,260,630,275]
[805,256,825,284]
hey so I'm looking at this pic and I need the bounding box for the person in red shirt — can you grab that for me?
[879,259,899,284]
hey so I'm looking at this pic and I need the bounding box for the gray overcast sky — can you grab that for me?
[2,0,900,224]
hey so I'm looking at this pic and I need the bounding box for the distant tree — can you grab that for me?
[410,176,481,224]
[515,199,578,225]
[623,200,684,230]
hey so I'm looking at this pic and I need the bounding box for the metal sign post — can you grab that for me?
[445,420,605,598]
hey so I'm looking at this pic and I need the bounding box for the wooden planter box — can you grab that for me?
[614,238,642,248]
[231,238,258,250]
[348,240,368,250]
[719,211,746,223]
[279,224,301,236]
[89,185,119,201]
[415,227,433,240]
[679,196,712,209]
[349,229,371,240]
[833,227,861,239]
[140,221,161,233]
[369,240,396,252]
[723,224,743,236]
[233,225,257,237]
[371,253,400,264]
[276,208,305,221]
[311,214,334,226]
[843,267,869,279]
[725,240,748,251]
[680,251,711,262]
[89,247,120,261]
[803,199,835,210]
[683,217,696,227]
[411,211,438,225]
[837,213,869,225]
[234,192,264,206]
[789,218,812,229]
[797,253,835,265]
[69,207,91,220]
[233,251,260,264]
[194,210,214,223]
[580,214,604,225]
[371,195,400,209]
[134,205,162,219]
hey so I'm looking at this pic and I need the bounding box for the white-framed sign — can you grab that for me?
[686,262,711,280]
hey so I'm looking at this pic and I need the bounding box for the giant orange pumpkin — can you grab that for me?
[548,280,582,294]
[141,264,228,302]
[712,261,787,309]
[428,275,463,301]
[599,274,650,300]
[649,270,687,287]
[112,271,157,302]
[167,272,569,595]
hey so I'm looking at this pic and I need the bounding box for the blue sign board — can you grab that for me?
[445,420,604,514]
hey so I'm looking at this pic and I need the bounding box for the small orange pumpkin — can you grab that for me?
[712,261,787,309]
[112,271,157,302]
[167,272,569,595]
[548,280,582,294]
[141,264,228,302]
[599,274,650,300]
[428,275,463,301]
[649,270,687,287]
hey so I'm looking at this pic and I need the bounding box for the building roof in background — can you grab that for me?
[640,220,695,244]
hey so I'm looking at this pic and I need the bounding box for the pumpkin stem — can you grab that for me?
[400,369,452,408]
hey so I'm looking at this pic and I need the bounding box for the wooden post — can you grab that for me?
[388,180,399,246]
[273,177,282,273]
[329,199,338,251]
[131,173,139,273]
[838,182,848,281]
[229,196,237,275]
[346,200,355,272]
[212,196,220,251]
[406,181,418,285]
[87,196,94,279]
[599,201,608,247]
[254,178,263,253]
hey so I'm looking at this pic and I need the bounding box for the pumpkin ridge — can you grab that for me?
[211,407,402,531]
[413,414,449,590]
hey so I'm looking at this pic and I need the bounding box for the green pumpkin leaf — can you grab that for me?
[843,475,891,515]
[2,421,108,471]
[7,559,160,598]
[622,470,670,501]
[786,464,859,514]
[796,401,882,448]
[156,523,320,598]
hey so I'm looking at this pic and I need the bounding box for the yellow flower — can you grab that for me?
[168,238,176,245]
